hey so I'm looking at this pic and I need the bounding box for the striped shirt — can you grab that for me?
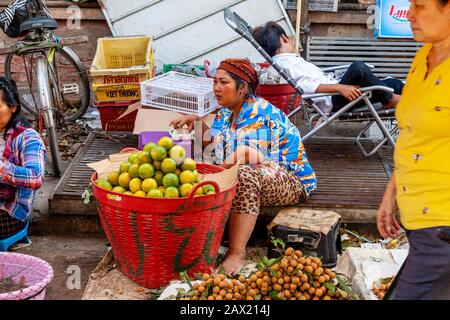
[0,127,46,222]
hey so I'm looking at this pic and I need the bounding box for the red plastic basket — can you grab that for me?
[256,62,302,115]
[91,163,237,289]
[95,100,137,132]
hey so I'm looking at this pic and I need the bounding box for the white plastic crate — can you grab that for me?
[140,71,218,116]
[367,120,399,141]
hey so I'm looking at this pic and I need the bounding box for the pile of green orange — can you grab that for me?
[96,136,215,198]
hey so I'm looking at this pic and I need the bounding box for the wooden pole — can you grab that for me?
[295,0,302,52]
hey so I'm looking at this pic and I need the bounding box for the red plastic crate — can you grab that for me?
[95,101,137,132]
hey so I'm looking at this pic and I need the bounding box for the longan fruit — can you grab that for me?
[277,292,285,300]
[329,272,336,279]
[299,295,307,301]
[225,293,233,300]
[284,275,291,283]
[304,266,314,274]
[325,269,332,275]
[295,250,303,257]
[202,274,210,281]
[263,275,270,282]
[280,259,289,269]
[219,289,227,296]
[301,283,311,291]
[216,295,223,300]
[264,296,271,301]
[308,287,316,295]
[213,293,218,299]
[305,258,312,266]
[314,269,322,277]
[290,259,298,268]
[291,276,300,284]
[194,289,200,296]
[251,282,257,289]
[271,276,278,284]
[300,274,308,283]
[287,266,295,275]
[285,247,295,256]
[323,295,331,300]
[283,283,290,290]
[227,282,233,290]
[273,284,282,292]
[256,278,263,287]
[219,281,227,288]
[380,284,387,291]
[247,289,257,297]
[373,288,379,295]
[296,264,304,271]
[212,286,220,294]
[312,296,320,300]
[193,282,200,290]
[315,289,323,297]
[311,262,318,270]
[278,278,285,285]
[207,295,214,300]
[284,290,292,299]
[304,292,311,300]
[213,277,221,285]
[324,275,330,282]
[246,296,254,300]
[239,275,246,283]
[318,276,326,284]
[250,274,258,282]
[377,292,384,300]
[290,283,297,291]
[299,257,306,265]
[327,290,335,297]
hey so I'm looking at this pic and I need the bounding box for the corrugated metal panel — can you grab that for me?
[99,0,294,65]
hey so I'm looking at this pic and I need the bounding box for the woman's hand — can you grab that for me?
[338,84,362,101]
[169,114,199,132]
[376,178,401,239]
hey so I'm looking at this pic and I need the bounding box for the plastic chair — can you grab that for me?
[224,8,397,158]
[0,222,30,252]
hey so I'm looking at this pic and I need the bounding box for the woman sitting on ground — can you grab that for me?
[170,58,317,275]
[0,77,46,240]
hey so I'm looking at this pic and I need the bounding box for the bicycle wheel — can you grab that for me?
[35,54,62,177]
[5,46,91,123]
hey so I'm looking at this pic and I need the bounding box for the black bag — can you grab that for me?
[5,0,42,38]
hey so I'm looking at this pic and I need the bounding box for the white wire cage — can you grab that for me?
[283,0,339,12]
[140,71,219,116]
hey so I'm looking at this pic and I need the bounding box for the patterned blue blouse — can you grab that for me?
[210,96,317,196]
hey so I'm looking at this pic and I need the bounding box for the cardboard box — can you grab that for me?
[117,102,215,135]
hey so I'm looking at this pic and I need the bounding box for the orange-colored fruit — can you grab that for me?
[118,172,132,189]
[138,163,155,179]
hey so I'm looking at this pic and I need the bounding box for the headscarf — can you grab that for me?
[217,58,259,88]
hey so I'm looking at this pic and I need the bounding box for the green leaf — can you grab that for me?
[324,282,336,293]
[82,188,92,205]
[262,256,270,266]
[336,274,357,300]
[269,290,281,300]
[179,271,193,290]
[256,263,265,271]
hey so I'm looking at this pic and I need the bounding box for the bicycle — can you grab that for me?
[1,0,91,176]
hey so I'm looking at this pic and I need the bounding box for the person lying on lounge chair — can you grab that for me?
[253,22,405,114]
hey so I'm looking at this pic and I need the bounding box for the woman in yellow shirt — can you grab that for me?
[376,0,450,300]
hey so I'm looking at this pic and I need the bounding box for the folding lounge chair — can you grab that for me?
[223,8,397,158]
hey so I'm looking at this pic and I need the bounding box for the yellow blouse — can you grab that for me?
[395,43,450,230]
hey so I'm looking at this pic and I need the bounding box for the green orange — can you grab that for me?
[96,178,112,191]
[138,163,155,179]
[162,173,179,188]
[143,142,157,154]
[128,153,139,164]
[169,145,186,165]
[161,158,177,174]
[158,136,174,151]
[151,146,167,161]
[154,171,163,186]
[107,171,120,186]
[147,189,164,198]
[128,163,140,179]
[134,190,147,197]
[142,178,158,193]
[179,183,194,197]
[118,172,132,189]
[152,160,161,170]
[179,170,197,185]
[119,161,132,173]
[137,151,151,164]
[165,186,180,198]
[112,186,126,194]
[181,158,196,171]
[129,178,143,193]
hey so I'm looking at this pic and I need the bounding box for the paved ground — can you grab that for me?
[14,236,108,300]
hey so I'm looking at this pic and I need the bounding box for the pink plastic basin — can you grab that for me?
[0,252,54,300]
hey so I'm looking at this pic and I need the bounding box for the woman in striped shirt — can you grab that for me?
[0,77,46,240]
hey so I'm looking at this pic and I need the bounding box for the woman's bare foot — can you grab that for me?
[385,94,401,109]
[219,251,246,276]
